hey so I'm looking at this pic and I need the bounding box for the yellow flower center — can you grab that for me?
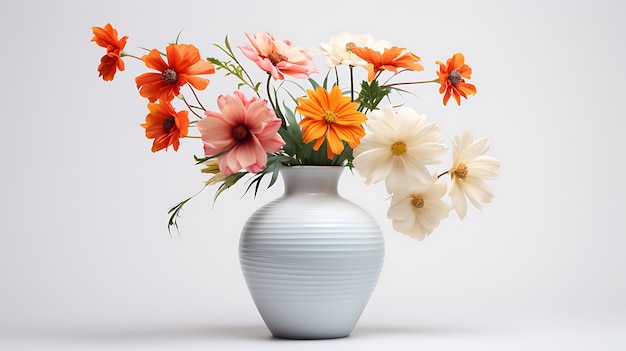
[324,110,338,123]
[454,162,468,179]
[268,50,287,66]
[390,141,407,156]
[162,68,178,85]
[411,195,425,209]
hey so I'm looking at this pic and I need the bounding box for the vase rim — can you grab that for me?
[282,165,345,169]
[280,165,346,175]
[279,165,344,195]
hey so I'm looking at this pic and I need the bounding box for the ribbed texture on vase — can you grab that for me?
[240,198,384,303]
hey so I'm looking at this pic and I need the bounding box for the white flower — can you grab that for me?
[448,129,500,219]
[353,105,448,193]
[387,177,450,240]
[311,32,390,68]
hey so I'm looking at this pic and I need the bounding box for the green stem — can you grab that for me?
[266,74,276,111]
[120,52,142,60]
[187,84,206,111]
[181,95,204,120]
[382,78,439,88]
[350,65,354,102]
[214,37,261,96]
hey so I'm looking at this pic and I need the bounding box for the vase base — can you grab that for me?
[270,331,351,340]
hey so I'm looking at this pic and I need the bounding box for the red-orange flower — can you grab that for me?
[135,44,216,103]
[436,53,476,106]
[350,46,424,81]
[91,23,128,81]
[297,85,367,160]
[140,101,189,152]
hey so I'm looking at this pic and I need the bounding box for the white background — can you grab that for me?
[1,0,625,349]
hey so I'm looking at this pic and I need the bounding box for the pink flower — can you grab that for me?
[197,91,285,175]
[239,32,318,80]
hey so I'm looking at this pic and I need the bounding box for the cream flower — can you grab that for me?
[353,105,448,193]
[387,177,450,240]
[448,129,500,219]
[312,32,390,68]
[200,158,228,185]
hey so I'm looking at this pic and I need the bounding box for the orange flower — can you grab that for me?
[91,23,128,81]
[140,101,189,152]
[436,53,476,106]
[350,46,423,81]
[135,44,216,103]
[296,85,367,160]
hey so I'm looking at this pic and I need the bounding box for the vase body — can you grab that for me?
[239,166,385,339]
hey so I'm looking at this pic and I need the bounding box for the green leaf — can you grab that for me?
[213,172,247,201]
[167,185,208,236]
[356,80,392,113]
[281,101,299,128]
[174,29,184,45]
[308,78,320,90]
[277,103,305,159]
[209,36,260,93]
[243,155,293,197]
[194,155,212,165]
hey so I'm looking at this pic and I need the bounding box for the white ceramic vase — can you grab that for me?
[239,166,385,339]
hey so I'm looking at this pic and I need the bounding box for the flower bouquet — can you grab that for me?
[91,24,500,240]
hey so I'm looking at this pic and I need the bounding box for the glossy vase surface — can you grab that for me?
[239,166,385,339]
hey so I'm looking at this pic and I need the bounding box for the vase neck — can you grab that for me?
[280,166,344,196]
